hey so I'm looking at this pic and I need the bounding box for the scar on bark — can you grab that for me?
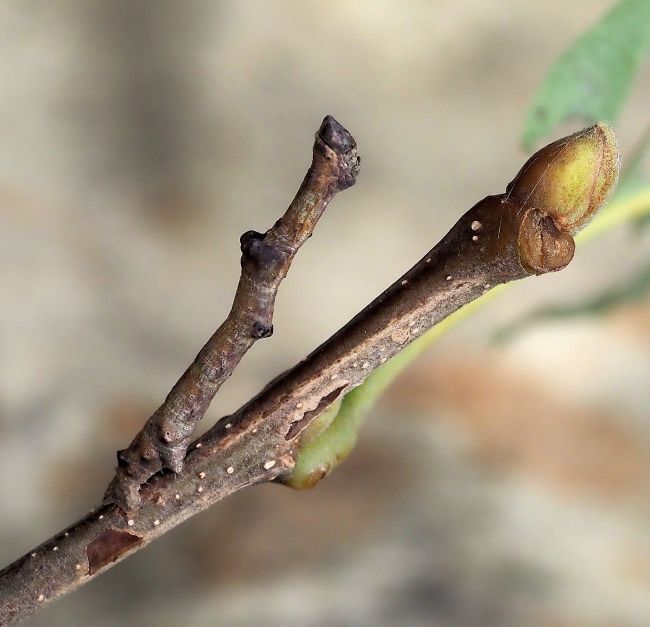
[285,385,348,440]
[86,530,143,575]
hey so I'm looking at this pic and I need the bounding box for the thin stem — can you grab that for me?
[576,188,650,243]
[106,115,360,511]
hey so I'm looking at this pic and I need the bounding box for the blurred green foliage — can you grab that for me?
[522,0,650,149]
[494,260,650,344]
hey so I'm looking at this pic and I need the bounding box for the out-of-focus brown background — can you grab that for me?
[1,2,649,626]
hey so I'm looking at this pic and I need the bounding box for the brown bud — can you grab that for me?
[517,208,575,274]
[507,122,620,235]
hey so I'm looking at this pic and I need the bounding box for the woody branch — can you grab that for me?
[0,122,618,626]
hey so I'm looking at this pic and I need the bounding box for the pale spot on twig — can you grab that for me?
[263,460,277,470]
[127,519,134,527]
[153,519,160,527]
[390,327,410,345]
[227,466,234,474]
[198,471,206,479]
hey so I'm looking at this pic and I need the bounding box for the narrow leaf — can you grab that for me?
[523,0,650,149]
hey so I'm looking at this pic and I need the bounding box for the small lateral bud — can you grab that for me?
[518,210,575,274]
[507,122,620,235]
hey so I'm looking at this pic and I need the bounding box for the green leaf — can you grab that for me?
[523,0,650,149]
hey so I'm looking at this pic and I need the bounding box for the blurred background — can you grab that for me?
[1,1,649,626]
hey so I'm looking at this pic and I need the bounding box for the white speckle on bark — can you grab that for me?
[390,327,410,345]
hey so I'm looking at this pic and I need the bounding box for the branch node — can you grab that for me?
[240,230,285,271]
[250,321,274,339]
[104,115,359,512]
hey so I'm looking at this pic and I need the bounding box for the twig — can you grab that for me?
[106,115,360,511]
[0,122,619,626]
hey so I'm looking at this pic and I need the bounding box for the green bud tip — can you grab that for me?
[507,122,620,235]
